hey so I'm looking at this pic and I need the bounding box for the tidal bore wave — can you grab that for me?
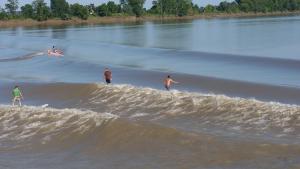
[0,105,116,150]
[0,82,298,142]
[1,104,300,169]
[1,83,300,169]
[83,84,300,140]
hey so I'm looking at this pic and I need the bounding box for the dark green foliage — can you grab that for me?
[120,0,133,14]
[122,0,146,17]
[2,0,300,22]
[122,4,134,15]
[96,4,109,16]
[235,0,300,13]
[149,0,300,15]
[147,1,159,14]
[50,0,70,19]
[130,0,145,17]
[5,0,18,16]
[151,0,193,16]
[217,2,240,13]
[0,7,9,20]
[177,0,193,16]
[192,4,201,14]
[154,0,176,16]
[32,0,51,21]
[21,4,34,18]
[96,1,121,17]
[70,3,88,20]
[204,4,217,13]
[60,13,71,20]
[107,1,121,14]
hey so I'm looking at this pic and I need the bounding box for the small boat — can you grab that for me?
[47,50,64,57]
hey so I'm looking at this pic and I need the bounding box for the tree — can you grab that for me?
[5,0,18,15]
[192,4,201,14]
[151,0,193,16]
[50,0,70,19]
[96,4,109,16]
[218,1,240,13]
[147,0,159,14]
[0,7,8,20]
[238,0,253,12]
[156,0,177,16]
[204,4,217,13]
[286,0,299,11]
[235,0,300,12]
[70,3,89,20]
[21,4,33,18]
[148,0,300,15]
[96,1,121,16]
[107,1,120,13]
[123,0,145,17]
[177,0,193,16]
[32,0,51,21]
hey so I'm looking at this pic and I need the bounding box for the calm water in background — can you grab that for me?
[0,15,300,87]
[1,15,300,169]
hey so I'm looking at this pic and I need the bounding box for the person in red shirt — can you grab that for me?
[104,68,112,84]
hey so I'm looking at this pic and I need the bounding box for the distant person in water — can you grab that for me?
[12,86,23,106]
[104,68,112,84]
[164,75,179,91]
[51,46,63,54]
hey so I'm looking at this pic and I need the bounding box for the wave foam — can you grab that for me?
[0,105,117,149]
[86,84,300,137]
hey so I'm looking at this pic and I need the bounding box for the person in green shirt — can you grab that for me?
[12,86,23,106]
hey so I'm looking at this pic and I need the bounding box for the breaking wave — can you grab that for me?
[1,82,297,142]
[0,105,117,150]
[87,84,300,139]
[0,81,300,153]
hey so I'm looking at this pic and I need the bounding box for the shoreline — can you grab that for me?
[0,11,300,28]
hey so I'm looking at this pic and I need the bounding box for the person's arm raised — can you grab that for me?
[171,79,179,84]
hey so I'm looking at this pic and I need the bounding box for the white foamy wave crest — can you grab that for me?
[86,84,300,137]
[0,105,117,149]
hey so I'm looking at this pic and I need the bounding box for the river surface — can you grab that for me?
[0,15,300,169]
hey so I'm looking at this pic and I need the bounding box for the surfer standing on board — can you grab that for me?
[12,86,23,106]
[104,68,112,84]
[164,75,179,91]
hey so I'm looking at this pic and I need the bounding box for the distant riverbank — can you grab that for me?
[0,11,300,28]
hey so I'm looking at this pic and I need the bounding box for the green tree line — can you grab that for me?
[0,0,300,21]
[204,0,300,13]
